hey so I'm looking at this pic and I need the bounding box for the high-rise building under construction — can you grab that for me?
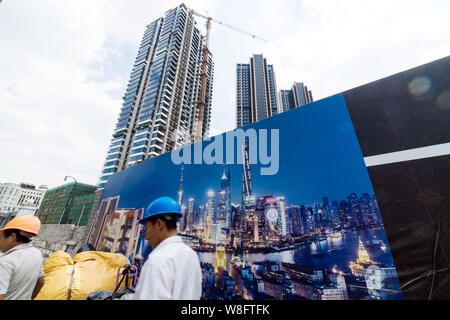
[279,82,313,112]
[236,54,279,128]
[99,3,214,188]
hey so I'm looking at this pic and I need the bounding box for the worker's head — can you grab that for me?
[139,197,182,248]
[143,213,178,248]
[0,215,40,253]
[0,229,33,253]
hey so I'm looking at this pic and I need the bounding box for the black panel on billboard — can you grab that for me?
[344,56,450,157]
[367,155,450,299]
[367,162,423,203]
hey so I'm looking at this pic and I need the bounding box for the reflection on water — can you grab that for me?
[197,227,403,300]
[198,227,394,275]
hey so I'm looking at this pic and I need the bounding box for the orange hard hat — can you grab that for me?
[0,215,41,237]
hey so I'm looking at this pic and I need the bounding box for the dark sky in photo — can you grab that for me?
[102,94,374,210]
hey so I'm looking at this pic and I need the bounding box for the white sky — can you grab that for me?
[0,0,449,189]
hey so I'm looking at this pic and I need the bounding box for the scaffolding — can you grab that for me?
[37,182,97,226]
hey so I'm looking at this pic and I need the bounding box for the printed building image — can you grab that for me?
[86,195,145,262]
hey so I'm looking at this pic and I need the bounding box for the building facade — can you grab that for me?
[236,54,279,128]
[279,82,313,112]
[99,3,214,188]
[0,182,47,215]
[37,182,97,226]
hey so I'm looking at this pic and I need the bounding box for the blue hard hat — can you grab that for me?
[139,196,182,225]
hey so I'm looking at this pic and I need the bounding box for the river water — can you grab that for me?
[197,227,404,299]
[198,227,396,274]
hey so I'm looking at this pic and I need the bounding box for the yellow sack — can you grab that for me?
[34,251,73,300]
[35,251,128,300]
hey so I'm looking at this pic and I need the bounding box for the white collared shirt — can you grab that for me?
[0,243,44,300]
[133,235,202,300]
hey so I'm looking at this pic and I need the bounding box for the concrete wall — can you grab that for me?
[32,224,88,260]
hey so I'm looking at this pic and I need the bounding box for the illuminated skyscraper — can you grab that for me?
[248,215,259,243]
[241,139,254,228]
[301,205,315,233]
[276,196,287,237]
[350,237,377,277]
[242,140,252,198]
[288,205,302,236]
[217,166,231,229]
[205,214,212,241]
[178,165,184,206]
[348,193,365,227]
[214,246,226,272]
[99,4,214,188]
[186,197,194,231]
[206,190,216,223]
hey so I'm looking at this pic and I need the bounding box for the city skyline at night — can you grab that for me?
[96,93,403,299]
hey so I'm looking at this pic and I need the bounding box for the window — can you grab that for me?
[131,147,146,155]
[120,107,133,116]
[134,133,150,141]
[106,154,120,160]
[139,115,152,123]
[132,140,147,148]
[136,128,149,135]
[112,135,125,142]
[123,95,136,104]
[140,110,153,118]
[116,119,129,126]
[129,155,143,162]
[122,100,135,108]
[103,168,116,174]
[109,146,123,154]
[118,113,131,121]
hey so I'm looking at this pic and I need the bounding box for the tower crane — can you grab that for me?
[189,9,267,143]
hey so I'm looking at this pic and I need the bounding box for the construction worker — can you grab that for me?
[133,196,202,299]
[0,215,44,300]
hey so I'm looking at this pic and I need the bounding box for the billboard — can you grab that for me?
[93,92,404,300]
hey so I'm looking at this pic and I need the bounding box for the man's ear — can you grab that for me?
[9,232,17,242]
[156,218,164,230]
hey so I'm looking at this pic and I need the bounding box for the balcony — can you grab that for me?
[133,135,150,142]
[154,117,167,125]
[101,172,115,178]
[103,162,118,169]
[113,128,128,136]
[149,139,163,148]
[115,123,129,131]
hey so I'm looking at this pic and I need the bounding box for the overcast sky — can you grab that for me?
[1,0,449,189]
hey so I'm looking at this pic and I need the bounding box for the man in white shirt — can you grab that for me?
[133,196,202,300]
[0,215,44,300]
